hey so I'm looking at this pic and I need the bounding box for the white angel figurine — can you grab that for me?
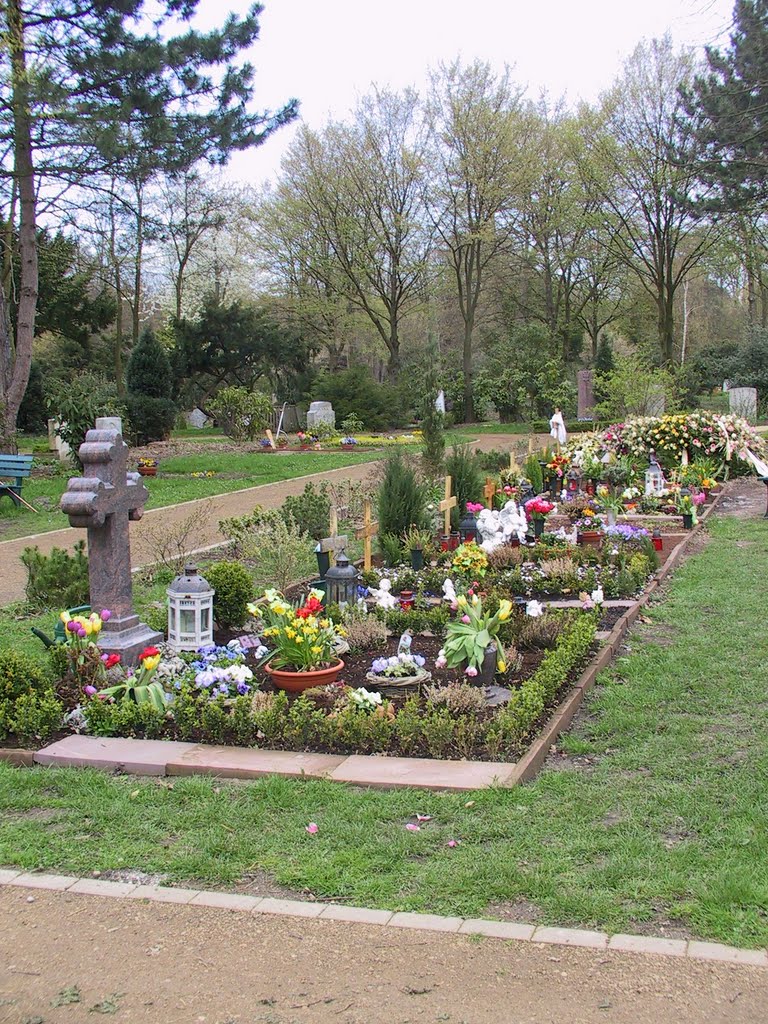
[442,578,457,604]
[368,578,398,610]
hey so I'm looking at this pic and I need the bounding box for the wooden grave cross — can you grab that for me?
[319,507,348,567]
[483,477,497,506]
[265,428,277,449]
[355,499,379,571]
[439,475,458,535]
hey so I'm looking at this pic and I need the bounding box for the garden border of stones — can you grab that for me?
[0,486,729,791]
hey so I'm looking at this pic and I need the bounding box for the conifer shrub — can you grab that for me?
[377,451,428,539]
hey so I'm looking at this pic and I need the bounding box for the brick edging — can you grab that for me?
[0,868,765,968]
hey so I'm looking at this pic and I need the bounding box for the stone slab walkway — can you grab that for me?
[30,734,518,791]
[1,879,766,1024]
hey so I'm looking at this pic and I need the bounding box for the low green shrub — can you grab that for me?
[21,540,89,610]
[282,483,331,542]
[205,560,255,629]
[0,650,51,702]
[0,690,63,745]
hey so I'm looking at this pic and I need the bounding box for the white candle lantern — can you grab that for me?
[167,563,215,650]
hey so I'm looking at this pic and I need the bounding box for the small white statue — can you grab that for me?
[442,578,457,604]
[476,501,528,551]
[369,577,399,610]
[526,600,545,618]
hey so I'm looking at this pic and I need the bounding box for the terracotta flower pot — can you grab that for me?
[265,658,345,693]
[577,529,602,548]
[137,465,157,477]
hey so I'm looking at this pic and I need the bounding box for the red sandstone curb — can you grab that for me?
[0,869,765,968]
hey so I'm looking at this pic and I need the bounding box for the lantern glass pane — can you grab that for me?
[180,609,195,633]
[201,607,210,631]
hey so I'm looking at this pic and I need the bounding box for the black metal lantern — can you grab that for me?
[324,549,359,607]
[458,510,477,543]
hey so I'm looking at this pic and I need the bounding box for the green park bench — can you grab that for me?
[0,453,35,509]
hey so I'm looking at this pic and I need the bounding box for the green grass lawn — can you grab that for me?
[1,511,768,947]
[0,450,384,542]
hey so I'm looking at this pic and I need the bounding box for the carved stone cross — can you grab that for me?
[60,417,162,665]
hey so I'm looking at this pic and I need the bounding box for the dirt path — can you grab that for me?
[1,889,766,1024]
[0,434,528,607]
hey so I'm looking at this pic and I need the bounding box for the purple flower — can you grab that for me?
[84,685,97,696]
[100,609,111,621]
[236,681,251,695]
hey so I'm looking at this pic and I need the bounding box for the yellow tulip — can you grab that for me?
[498,600,512,621]
[457,595,468,607]
[142,654,161,671]
[498,661,506,673]
[60,611,69,624]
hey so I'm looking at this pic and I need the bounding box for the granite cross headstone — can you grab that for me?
[577,369,595,420]
[60,417,162,665]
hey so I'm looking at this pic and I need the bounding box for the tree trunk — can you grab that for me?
[1,0,38,452]
[132,187,144,346]
[463,315,474,423]
[658,289,675,366]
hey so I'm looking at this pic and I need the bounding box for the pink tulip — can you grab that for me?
[447,840,459,848]
[405,823,421,832]
[83,685,97,696]
[461,615,470,624]
[465,666,478,677]
[101,609,112,621]
[305,822,319,835]
[415,814,432,823]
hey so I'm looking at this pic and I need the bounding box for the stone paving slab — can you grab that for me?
[533,926,609,949]
[459,918,537,940]
[166,745,345,780]
[33,735,197,775]
[128,885,200,905]
[389,911,464,932]
[328,754,517,791]
[608,934,688,957]
[68,878,138,897]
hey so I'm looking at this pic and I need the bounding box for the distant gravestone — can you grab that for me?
[577,370,595,420]
[645,388,666,417]
[60,417,162,665]
[184,408,209,429]
[306,401,335,431]
[729,386,758,423]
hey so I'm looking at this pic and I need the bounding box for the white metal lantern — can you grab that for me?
[644,451,666,496]
[167,563,215,651]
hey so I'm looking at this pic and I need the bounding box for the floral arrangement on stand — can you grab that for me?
[566,412,767,474]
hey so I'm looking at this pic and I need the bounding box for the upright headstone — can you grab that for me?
[184,408,209,429]
[645,388,666,417]
[60,417,163,665]
[577,370,595,421]
[306,401,336,432]
[729,387,758,423]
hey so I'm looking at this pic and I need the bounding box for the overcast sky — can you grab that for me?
[199,0,736,186]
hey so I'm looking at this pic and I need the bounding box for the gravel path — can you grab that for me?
[0,434,530,607]
[1,889,766,1024]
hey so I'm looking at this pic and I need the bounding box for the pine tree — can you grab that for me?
[126,330,173,399]
[0,0,298,450]
[682,0,768,214]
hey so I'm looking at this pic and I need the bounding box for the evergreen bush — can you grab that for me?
[126,328,173,398]
[524,454,543,494]
[282,483,331,541]
[205,560,255,629]
[21,540,89,610]
[376,451,428,539]
[444,445,483,527]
